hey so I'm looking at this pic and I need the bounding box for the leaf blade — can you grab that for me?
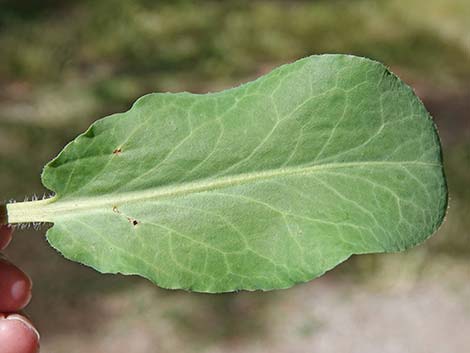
[16,54,448,292]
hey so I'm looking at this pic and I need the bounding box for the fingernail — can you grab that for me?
[5,314,40,340]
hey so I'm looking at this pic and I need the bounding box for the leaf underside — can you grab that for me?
[38,54,446,292]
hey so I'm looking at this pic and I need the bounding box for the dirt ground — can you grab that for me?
[29,252,470,353]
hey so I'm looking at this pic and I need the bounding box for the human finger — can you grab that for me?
[0,226,13,251]
[0,259,32,312]
[0,313,40,353]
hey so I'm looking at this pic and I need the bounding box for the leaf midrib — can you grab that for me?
[6,160,440,224]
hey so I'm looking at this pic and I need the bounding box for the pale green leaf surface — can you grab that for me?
[8,54,447,292]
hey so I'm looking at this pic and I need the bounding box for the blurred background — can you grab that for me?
[0,0,469,352]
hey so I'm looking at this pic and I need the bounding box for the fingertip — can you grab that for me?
[0,313,40,353]
[0,225,13,250]
[4,314,40,340]
[0,259,32,312]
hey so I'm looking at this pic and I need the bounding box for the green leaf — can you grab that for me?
[6,55,447,292]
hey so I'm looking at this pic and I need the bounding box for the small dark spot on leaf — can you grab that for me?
[112,205,120,213]
[126,217,139,226]
[113,148,122,155]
